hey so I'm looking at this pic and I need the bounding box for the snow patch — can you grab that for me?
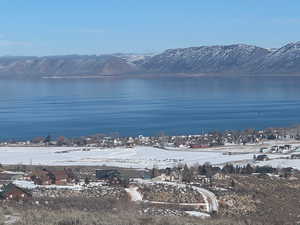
[125,186,143,201]
[185,211,210,218]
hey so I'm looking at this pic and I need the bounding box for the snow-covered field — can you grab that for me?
[0,145,299,169]
[0,146,254,168]
[256,158,300,169]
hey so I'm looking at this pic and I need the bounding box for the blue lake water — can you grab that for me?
[1,76,300,140]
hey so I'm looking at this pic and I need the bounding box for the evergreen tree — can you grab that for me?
[182,164,193,183]
[84,176,90,185]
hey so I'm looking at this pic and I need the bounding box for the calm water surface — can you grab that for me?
[1,76,300,140]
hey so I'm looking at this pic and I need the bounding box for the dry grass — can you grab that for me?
[1,198,290,225]
[1,172,300,225]
[13,209,268,225]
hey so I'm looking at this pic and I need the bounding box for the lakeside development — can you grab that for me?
[1,138,300,225]
[0,139,300,169]
[1,126,300,169]
[1,128,300,225]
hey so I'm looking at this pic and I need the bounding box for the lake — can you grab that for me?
[1,76,300,140]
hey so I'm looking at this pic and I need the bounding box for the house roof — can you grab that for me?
[0,183,31,199]
[0,173,17,181]
[31,169,71,181]
[49,170,68,180]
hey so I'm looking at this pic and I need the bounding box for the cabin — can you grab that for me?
[0,183,31,201]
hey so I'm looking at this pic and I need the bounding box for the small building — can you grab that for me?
[152,173,175,182]
[29,170,52,185]
[50,170,69,185]
[29,168,75,185]
[255,154,269,161]
[0,183,31,201]
[190,144,210,149]
[212,172,229,180]
[0,172,24,185]
[259,147,269,153]
[291,154,300,159]
[278,167,293,178]
[96,169,121,180]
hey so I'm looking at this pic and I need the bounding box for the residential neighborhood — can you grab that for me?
[2,126,300,150]
[0,126,300,224]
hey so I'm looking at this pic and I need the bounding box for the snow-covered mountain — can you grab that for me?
[111,53,156,64]
[141,42,300,74]
[142,44,270,74]
[2,42,300,77]
[251,42,300,73]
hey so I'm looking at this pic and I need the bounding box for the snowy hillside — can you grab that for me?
[142,44,270,73]
[142,42,300,74]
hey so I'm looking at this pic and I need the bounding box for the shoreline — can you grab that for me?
[2,72,300,80]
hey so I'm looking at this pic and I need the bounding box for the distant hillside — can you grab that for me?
[142,44,270,74]
[142,42,300,75]
[2,42,300,77]
[249,42,300,73]
[0,55,137,77]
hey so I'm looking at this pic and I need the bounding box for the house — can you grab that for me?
[255,154,269,161]
[49,170,69,185]
[260,147,269,153]
[291,154,300,159]
[190,144,210,149]
[95,169,132,186]
[152,173,175,182]
[29,168,75,185]
[0,183,31,201]
[213,172,229,180]
[96,169,121,180]
[284,144,292,149]
[29,170,52,185]
[278,167,293,178]
[0,172,24,185]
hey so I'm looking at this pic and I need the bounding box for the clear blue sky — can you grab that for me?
[1,0,300,56]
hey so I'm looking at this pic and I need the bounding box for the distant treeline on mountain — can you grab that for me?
[2,42,300,77]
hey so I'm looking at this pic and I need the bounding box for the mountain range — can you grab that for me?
[1,42,300,77]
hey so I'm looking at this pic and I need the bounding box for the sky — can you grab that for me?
[1,0,300,56]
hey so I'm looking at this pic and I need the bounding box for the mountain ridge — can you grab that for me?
[1,42,300,77]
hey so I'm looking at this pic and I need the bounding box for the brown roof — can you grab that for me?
[49,170,68,180]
